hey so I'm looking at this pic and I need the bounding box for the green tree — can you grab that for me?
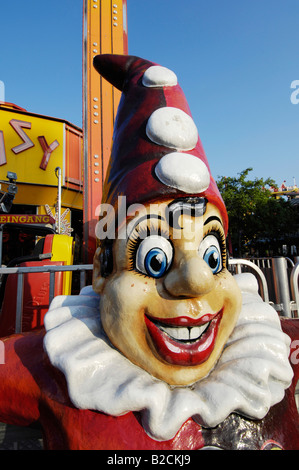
[217,168,299,257]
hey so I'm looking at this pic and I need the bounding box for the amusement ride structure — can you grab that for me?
[0,0,298,451]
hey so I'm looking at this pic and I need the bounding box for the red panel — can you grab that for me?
[43,234,54,253]
[65,125,83,190]
[0,260,64,337]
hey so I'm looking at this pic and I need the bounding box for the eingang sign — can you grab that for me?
[0,214,55,224]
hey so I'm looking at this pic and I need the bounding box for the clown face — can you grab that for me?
[93,199,242,386]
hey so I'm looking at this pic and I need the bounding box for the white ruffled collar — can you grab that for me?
[43,273,293,442]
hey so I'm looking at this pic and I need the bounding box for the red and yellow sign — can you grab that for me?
[0,214,55,224]
[0,108,64,186]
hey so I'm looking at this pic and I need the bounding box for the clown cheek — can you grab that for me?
[100,274,154,334]
[221,272,242,312]
[217,276,242,334]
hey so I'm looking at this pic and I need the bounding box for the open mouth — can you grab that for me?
[145,310,223,366]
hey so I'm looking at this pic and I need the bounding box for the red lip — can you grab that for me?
[148,314,216,327]
[145,310,223,367]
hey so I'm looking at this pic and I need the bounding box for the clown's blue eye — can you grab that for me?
[203,246,221,273]
[135,236,173,278]
[145,248,167,278]
[198,234,222,274]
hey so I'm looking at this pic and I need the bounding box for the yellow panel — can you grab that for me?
[0,109,64,186]
[9,183,83,210]
[51,234,74,294]
[101,0,112,53]
[10,184,57,206]
[111,1,127,54]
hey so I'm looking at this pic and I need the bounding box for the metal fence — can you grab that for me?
[228,258,270,303]
[0,264,93,334]
[0,257,298,336]
[229,257,299,318]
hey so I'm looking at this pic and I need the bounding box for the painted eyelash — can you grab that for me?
[204,225,227,269]
[127,230,142,271]
[205,224,226,244]
[127,223,169,271]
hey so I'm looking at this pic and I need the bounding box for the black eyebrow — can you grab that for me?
[204,216,223,226]
[167,197,207,229]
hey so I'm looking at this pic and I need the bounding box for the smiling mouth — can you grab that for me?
[145,310,223,366]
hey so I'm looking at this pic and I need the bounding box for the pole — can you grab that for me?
[0,226,2,266]
[82,0,128,264]
[272,257,292,317]
[55,167,62,234]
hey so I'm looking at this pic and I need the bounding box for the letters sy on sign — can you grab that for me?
[0,118,59,169]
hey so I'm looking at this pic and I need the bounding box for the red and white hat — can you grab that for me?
[93,54,228,234]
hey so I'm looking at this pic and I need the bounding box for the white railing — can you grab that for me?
[0,264,93,334]
[229,258,299,318]
[228,258,270,303]
[0,257,298,335]
[291,263,299,317]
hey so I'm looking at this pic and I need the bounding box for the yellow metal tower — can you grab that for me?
[82,0,128,262]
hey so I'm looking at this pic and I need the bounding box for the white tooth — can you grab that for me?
[160,326,175,338]
[178,327,189,340]
[189,323,209,340]
[160,323,210,341]
[161,326,172,337]
[161,326,189,340]
[189,327,201,340]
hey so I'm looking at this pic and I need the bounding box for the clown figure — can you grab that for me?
[90,54,242,387]
[0,54,299,450]
[93,197,242,387]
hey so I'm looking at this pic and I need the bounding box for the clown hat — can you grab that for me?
[93,54,228,234]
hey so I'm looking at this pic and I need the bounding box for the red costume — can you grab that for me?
[0,315,298,450]
[0,54,298,451]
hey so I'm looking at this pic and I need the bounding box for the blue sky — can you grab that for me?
[1,0,298,187]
